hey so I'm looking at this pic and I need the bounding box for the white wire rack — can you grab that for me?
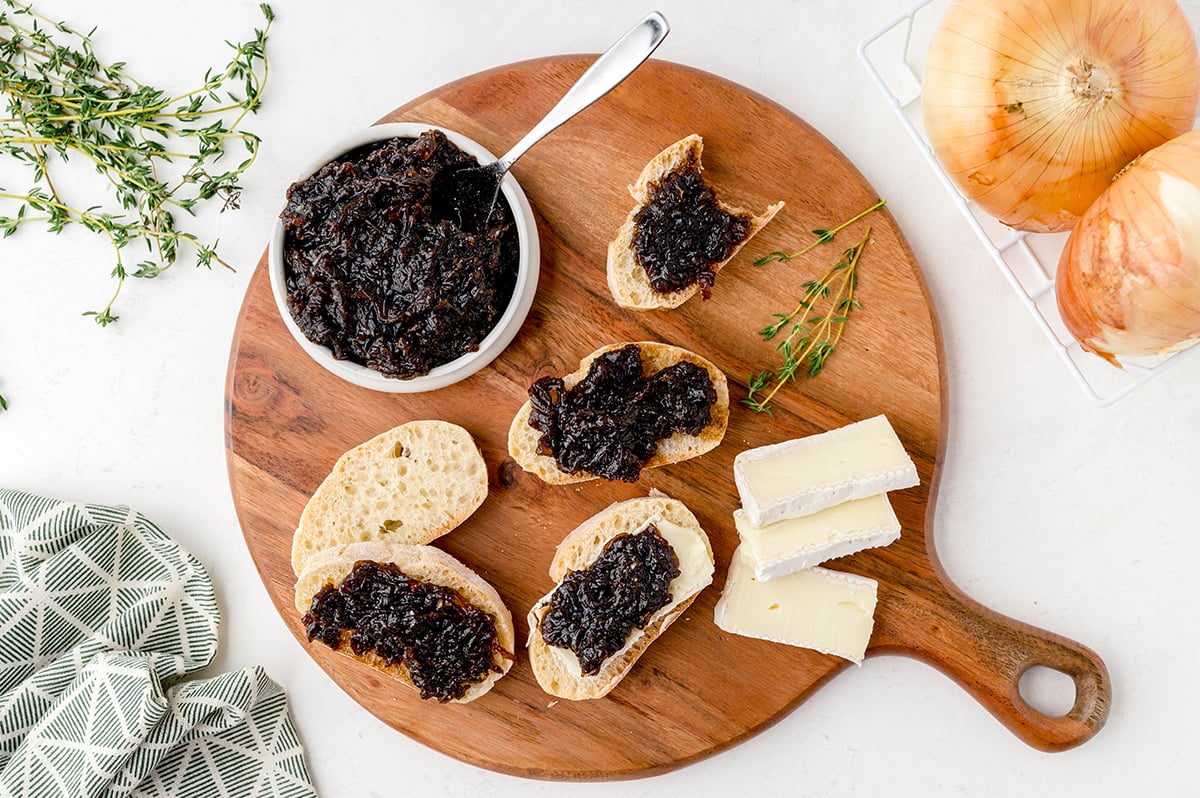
[857,0,1196,406]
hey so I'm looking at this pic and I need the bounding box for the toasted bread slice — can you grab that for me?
[291,420,487,575]
[526,492,714,700]
[295,541,514,703]
[607,134,783,310]
[507,342,729,485]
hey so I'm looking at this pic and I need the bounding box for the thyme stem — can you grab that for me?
[0,1,274,326]
[744,226,874,415]
[754,198,886,266]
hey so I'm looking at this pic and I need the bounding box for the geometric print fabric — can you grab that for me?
[0,489,315,798]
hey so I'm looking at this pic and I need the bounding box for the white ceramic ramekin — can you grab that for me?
[268,122,539,392]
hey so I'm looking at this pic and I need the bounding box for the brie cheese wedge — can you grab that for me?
[733,414,918,527]
[713,547,878,664]
[734,493,901,580]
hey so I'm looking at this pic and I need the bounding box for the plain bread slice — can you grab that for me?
[291,420,487,575]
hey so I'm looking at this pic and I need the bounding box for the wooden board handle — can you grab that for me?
[881,582,1111,752]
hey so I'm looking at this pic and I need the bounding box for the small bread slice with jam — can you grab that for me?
[290,420,487,575]
[607,134,783,310]
[526,492,714,700]
[507,341,729,484]
[295,541,515,704]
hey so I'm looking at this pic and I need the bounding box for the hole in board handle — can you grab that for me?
[1019,665,1077,718]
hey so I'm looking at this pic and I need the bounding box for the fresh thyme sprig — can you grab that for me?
[744,226,874,416]
[754,198,886,267]
[0,1,274,325]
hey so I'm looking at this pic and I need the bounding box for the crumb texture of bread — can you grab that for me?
[607,134,784,310]
[295,541,515,703]
[526,493,714,700]
[291,420,487,575]
[507,342,729,485]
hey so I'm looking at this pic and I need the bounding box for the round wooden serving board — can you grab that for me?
[225,57,1111,779]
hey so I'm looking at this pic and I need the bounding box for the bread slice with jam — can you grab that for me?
[526,492,714,700]
[295,541,514,704]
[506,341,729,485]
[607,134,783,310]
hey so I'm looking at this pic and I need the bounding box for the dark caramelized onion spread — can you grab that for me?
[540,525,681,675]
[303,560,504,702]
[280,130,518,379]
[527,344,717,482]
[631,151,752,295]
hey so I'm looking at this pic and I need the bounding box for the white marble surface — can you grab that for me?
[2,1,1198,795]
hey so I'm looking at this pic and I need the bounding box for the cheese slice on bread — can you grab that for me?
[526,493,714,700]
[291,420,487,575]
[295,541,514,703]
[607,134,783,310]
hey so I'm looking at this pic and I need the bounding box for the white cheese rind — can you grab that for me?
[733,414,918,527]
[713,548,877,664]
[734,493,900,580]
[533,515,714,678]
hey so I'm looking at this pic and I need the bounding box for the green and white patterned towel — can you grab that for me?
[0,489,316,798]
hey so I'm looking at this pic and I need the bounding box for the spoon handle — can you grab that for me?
[497,11,669,171]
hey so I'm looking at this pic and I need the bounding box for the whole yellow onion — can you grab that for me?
[1057,130,1200,364]
[923,0,1200,233]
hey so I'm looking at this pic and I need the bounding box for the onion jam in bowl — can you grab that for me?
[268,122,540,393]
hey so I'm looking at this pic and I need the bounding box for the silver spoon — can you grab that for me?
[434,11,670,230]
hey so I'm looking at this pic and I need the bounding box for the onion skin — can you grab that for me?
[1057,130,1200,365]
[923,0,1200,233]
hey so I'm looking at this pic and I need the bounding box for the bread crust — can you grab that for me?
[291,420,487,574]
[295,541,515,703]
[526,492,714,700]
[607,134,784,310]
[507,341,729,485]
